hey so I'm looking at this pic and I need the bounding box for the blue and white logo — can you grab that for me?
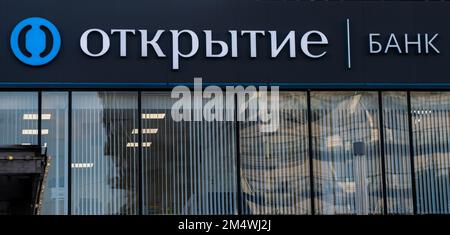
[10,17,61,66]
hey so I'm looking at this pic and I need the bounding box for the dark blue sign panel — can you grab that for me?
[0,0,449,88]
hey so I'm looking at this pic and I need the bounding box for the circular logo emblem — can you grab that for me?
[10,17,61,66]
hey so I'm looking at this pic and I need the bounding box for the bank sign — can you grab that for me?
[0,0,449,88]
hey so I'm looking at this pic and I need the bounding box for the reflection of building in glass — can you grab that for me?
[1,91,450,215]
[311,92,384,215]
[71,92,139,215]
[141,93,237,215]
[240,92,310,215]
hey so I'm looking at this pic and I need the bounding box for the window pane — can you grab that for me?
[411,92,450,214]
[71,92,139,215]
[142,92,237,215]
[382,92,413,214]
[311,91,384,215]
[239,92,310,214]
[0,92,38,145]
[41,92,69,215]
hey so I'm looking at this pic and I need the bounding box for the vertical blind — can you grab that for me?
[382,92,413,214]
[411,92,450,214]
[311,92,384,215]
[41,92,69,215]
[0,92,38,145]
[142,93,237,215]
[239,92,311,214]
[72,92,139,215]
[0,91,447,214]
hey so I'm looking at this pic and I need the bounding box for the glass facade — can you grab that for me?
[2,91,448,215]
[141,93,237,215]
[239,92,310,214]
[41,92,69,215]
[311,92,384,215]
[0,92,38,145]
[382,92,414,214]
[411,92,450,214]
[71,92,139,215]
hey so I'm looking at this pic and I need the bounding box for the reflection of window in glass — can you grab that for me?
[141,93,237,215]
[0,92,38,145]
[71,92,139,215]
[311,92,383,215]
[382,92,413,214]
[239,92,310,214]
[411,92,450,214]
[41,92,69,215]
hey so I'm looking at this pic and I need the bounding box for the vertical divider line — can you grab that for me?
[307,90,315,215]
[407,92,418,214]
[235,94,242,215]
[346,18,352,69]
[68,91,72,215]
[138,91,143,215]
[378,91,388,214]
